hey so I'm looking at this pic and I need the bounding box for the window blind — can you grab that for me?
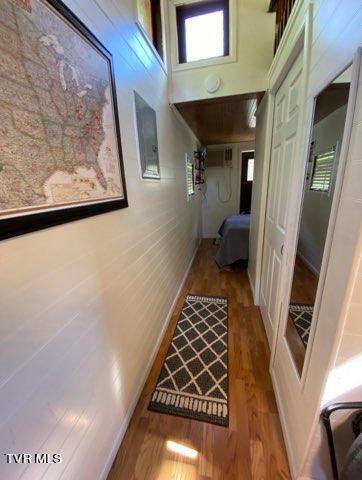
[186,161,195,196]
[310,149,335,192]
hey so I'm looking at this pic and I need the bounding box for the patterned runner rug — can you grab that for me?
[289,303,314,348]
[148,294,228,426]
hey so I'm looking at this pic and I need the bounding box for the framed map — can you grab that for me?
[0,0,128,240]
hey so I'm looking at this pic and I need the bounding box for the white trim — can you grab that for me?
[270,369,298,480]
[268,42,361,480]
[299,49,361,388]
[268,0,307,91]
[277,50,360,389]
[247,268,255,300]
[252,92,274,306]
[100,238,201,480]
[265,6,312,370]
[172,53,237,72]
[168,0,238,72]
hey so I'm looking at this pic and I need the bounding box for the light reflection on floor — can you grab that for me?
[156,440,198,479]
[166,440,198,459]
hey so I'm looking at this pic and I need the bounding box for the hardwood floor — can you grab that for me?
[290,256,318,305]
[107,240,290,480]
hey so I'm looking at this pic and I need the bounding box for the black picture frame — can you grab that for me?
[0,0,128,241]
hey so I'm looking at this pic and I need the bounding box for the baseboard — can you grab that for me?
[100,238,200,480]
[270,368,298,480]
[202,233,218,239]
[247,268,255,303]
[296,251,320,277]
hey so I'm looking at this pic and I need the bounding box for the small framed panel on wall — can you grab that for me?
[134,92,160,180]
[0,0,128,241]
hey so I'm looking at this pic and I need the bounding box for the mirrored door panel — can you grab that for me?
[285,66,352,376]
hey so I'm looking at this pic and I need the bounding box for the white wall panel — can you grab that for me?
[0,0,201,478]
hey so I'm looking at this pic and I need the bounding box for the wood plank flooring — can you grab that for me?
[107,240,291,480]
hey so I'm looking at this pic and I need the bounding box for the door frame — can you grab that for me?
[257,5,313,475]
[256,0,362,474]
[268,14,313,372]
[274,49,362,388]
[258,3,313,369]
[250,94,274,308]
[269,45,362,480]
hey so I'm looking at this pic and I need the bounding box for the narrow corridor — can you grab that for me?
[108,240,290,480]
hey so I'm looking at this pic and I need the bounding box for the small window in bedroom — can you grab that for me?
[310,149,335,192]
[247,158,254,182]
[176,0,229,64]
[186,156,195,196]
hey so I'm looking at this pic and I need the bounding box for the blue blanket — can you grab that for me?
[215,214,250,267]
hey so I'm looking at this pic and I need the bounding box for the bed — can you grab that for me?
[215,214,250,268]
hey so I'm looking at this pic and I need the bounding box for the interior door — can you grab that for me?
[260,50,304,344]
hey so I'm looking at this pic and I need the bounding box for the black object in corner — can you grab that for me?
[321,402,362,480]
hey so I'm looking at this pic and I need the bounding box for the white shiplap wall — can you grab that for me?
[0,0,201,479]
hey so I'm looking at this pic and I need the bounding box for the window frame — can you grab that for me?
[176,0,229,64]
[169,0,237,72]
[309,148,336,194]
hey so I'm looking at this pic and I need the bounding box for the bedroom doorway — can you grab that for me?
[239,151,254,213]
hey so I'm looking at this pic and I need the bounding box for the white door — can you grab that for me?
[260,50,304,345]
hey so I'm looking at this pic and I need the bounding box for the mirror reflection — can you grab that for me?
[285,66,352,376]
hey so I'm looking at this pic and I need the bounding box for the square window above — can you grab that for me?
[176,0,229,64]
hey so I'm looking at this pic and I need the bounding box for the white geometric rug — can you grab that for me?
[148,294,228,426]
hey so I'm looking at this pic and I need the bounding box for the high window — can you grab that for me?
[136,0,164,60]
[176,0,229,64]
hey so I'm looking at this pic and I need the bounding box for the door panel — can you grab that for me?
[260,50,303,346]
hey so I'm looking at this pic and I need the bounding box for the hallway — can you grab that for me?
[108,240,290,480]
